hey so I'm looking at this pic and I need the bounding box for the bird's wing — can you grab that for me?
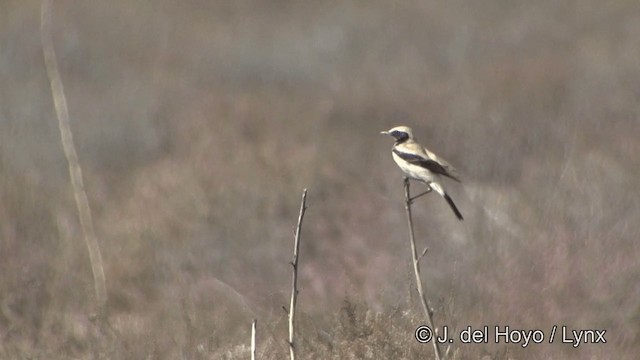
[423,148,461,181]
[393,142,461,182]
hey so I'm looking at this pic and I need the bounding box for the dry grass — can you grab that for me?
[1,0,639,358]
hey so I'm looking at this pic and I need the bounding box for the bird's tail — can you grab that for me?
[429,182,464,221]
[444,193,464,221]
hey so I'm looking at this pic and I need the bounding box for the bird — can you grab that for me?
[381,125,463,221]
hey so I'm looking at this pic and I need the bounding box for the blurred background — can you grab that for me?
[1,0,639,358]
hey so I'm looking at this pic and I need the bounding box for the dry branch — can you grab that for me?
[288,189,308,360]
[403,178,442,360]
[251,319,257,360]
[41,0,107,314]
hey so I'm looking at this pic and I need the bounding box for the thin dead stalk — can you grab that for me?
[251,319,257,360]
[287,189,308,360]
[41,0,107,314]
[403,178,442,360]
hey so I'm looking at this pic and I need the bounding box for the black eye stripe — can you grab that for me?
[390,130,409,142]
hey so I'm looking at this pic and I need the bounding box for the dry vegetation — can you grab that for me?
[1,0,640,359]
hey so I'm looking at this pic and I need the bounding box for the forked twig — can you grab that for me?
[288,189,308,360]
[403,178,442,360]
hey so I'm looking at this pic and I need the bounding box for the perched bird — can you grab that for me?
[381,126,463,220]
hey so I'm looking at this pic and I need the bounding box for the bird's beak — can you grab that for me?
[380,131,389,135]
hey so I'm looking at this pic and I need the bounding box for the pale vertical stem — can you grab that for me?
[288,189,308,360]
[41,0,107,313]
[251,319,257,360]
[404,178,442,360]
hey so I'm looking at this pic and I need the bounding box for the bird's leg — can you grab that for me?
[404,177,414,205]
[409,186,433,202]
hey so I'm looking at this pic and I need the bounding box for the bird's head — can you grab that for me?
[380,126,414,143]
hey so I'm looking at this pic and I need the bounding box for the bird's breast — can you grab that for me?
[391,152,437,183]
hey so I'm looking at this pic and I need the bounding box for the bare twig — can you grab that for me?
[288,189,308,360]
[251,319,257,360]
[403,178,442,360]
[419,247,429,261]
[41,0,107,315]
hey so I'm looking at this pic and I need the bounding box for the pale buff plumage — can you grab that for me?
[381,126,463,220]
